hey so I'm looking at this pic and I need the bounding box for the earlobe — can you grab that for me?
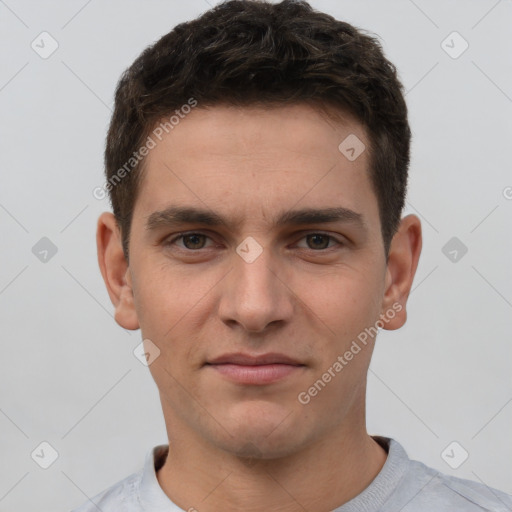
[380,214,422,331]
[96,212,140,331]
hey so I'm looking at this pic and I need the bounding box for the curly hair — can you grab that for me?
[104,0,411,261]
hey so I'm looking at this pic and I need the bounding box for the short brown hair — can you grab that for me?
[105,0,411,261]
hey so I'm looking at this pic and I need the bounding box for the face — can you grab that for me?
[103,103,414,459]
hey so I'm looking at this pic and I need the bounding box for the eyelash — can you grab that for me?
[164,231,344,252]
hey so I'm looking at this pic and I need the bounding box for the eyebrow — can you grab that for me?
[145,206,367,233]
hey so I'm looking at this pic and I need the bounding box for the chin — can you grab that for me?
[222,432,303,461]
[214,401,307,458]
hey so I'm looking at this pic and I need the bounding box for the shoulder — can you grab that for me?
[393,455,512,511]
[70,468,143,512]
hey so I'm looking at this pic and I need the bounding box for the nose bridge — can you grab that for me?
[220,239,292,331]
[236,241,276,295]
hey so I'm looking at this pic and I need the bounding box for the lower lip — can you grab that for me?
[207,363,304,385]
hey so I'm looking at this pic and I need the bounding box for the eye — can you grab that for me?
[166,232,214,250]
[295,233,342,251]
[164,231,344,252]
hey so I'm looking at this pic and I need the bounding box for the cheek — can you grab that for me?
[295,271,379,415]
[132,258,211,331]
[297,266,382,349]
[130,260,218,373]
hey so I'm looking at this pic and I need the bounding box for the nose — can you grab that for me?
[217,243,294,333]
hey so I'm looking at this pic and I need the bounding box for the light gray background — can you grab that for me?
[0,1,511,510]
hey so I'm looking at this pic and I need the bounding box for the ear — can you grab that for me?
[96,212,140,330]
[380,214,422,330]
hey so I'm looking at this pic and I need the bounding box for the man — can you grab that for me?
[74,1,512,510]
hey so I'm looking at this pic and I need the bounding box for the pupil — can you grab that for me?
[308,234,328,250]
[184,234,204,249]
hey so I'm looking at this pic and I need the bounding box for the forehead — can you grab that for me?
[134,103,379,231]
[145,103,366,161]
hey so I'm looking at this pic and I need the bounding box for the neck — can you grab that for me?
[156,422,387,511]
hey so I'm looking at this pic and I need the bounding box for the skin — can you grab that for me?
[97,103,422,511]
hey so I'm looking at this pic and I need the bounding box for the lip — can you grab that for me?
[207,352,303,366]
[205,352,306,385]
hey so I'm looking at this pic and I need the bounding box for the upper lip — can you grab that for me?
[206,352,304,366]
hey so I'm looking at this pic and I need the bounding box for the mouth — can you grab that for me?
[205,352,306,385]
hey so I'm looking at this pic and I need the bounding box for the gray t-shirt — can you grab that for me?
[71,437,512,511]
